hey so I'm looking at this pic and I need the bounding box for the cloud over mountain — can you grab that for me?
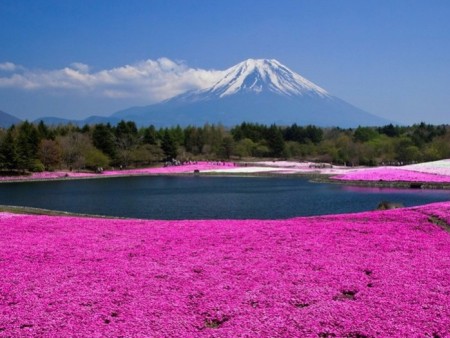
[0,58,224,101]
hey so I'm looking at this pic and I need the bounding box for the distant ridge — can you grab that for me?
[0,110,22,128]
[34,115,120,126]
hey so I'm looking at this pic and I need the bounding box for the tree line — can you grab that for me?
[0,120,449,173]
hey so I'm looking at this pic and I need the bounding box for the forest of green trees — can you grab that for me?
[0,120,449,174]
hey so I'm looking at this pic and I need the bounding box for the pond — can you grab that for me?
[0,176,449,219]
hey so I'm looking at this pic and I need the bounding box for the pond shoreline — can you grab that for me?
[313,176,450,190]
[2,168,450,190]
[0,204,126,219]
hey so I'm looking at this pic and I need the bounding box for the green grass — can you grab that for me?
[0,205,121,218]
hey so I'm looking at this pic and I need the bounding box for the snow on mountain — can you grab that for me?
[201,59,329,98]
[170,59,330,106]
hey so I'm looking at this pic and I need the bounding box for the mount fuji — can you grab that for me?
[112,59,390,127]
[37,59,391,127]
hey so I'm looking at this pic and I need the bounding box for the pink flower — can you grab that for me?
[1,202,449,336]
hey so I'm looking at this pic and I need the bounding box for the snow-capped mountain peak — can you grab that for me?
[205,58,329,98]
[110,58,392,128]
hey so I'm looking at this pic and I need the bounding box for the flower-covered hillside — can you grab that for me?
[1,203,450,337]
[333,159,450,183]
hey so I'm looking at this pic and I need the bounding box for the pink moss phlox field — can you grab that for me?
[102,161,234,176]
[1,203,450,336]
[0,162,235,182]
[333,166,450,183]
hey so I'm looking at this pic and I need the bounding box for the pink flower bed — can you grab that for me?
[1,203,450,336]
[0,162,235,182]
[333,167,450,183]
[102,162,234,176]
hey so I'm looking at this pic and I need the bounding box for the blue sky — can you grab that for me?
[1,0,449,124]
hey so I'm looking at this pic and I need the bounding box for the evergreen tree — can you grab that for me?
[0,126,18,170]
[161,130,178,160]
[378,124,400,137]
[115,120,138,138]
[81,124,91,133]
[92,124,116,158]
[143,125,157,145]
[115,121,138,150]
[266,125,285,157]
[305,125,323,144]
[219,136,235,159]
[284,124,307,143]
[172,125,185,145]
[16,121,39,171]
[37,120,54,140]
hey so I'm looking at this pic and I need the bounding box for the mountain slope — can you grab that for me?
[112,59,391,127]
[0,110,22,128]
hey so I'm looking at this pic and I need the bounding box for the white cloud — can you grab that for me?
[0,62,23,72]
[0,58,224,102]
[70,62,90,73]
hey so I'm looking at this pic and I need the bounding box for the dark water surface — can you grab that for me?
[0,176,449,219]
